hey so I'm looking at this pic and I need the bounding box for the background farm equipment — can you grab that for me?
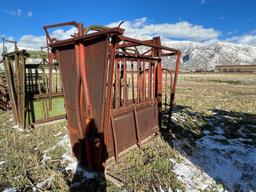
[0,38,65,128]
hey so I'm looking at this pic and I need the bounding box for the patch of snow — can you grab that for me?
[61,135,97,180]
[62,151,74,162]
[3,188,16,192]
[159,186,165,192]
[202,130,210,135]
[213,127,225,135]
[171,116,177,122]
[65,160,78,172]
[42,134,70,163]
[36,175,54,189]
[171,108,256,191]
[42,146,56,162]
[54,132,62,137]
[0,160,6,166]
[65,157,97,179]
[189,132,256,191]
[12,124,23,132]
[171,156,225,192]
[42,153,52,161]
[58,134,69,146]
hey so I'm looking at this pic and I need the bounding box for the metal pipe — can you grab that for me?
[131,61,135,103]
[115,59,120,108]
[79,41,93,169]
[123,59,127,111]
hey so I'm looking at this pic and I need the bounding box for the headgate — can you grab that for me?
[44,21,180,171]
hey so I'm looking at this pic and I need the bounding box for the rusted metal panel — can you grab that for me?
[57,46,77,127]
[108,103,159,159]
[0,83,10,110]
[85,37,109,133]
[112,111,138,153]
[56,38,111,169]
[44,21,181,171]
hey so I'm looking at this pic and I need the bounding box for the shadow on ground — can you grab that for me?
[161,105,256,191]
[64,128,109,191]
[65,166,107,192]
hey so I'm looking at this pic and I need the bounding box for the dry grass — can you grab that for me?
[0,112,69,191]
[0,72,255,191]
[106,137,185,192]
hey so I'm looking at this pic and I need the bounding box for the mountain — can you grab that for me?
[163,41,256,71]
[1,38,256,71]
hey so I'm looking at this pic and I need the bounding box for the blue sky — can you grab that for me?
[1,0,256,48]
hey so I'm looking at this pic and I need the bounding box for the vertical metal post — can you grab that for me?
[164,70,168,110]
[131,61,135,103]
[48,52,53,111]
[157,60,162,130]
[153,61,157,98]
[133,105,141,148]
[149,62,152,99]
[157,61,162,98]
[3,57,19,123]
[172,52,181,95]
[115,59,119,108]
[102,37,117,168]
[143,60,146,101]
[14,52,22,127]
[110,114,118,162]
[168,52,181,126]
[137,61,140,103]
[123,59,127,111]
[20,55,26,129]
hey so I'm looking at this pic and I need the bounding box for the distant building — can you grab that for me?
[215,65,256,73]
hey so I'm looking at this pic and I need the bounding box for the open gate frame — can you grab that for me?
[0,39,65,128]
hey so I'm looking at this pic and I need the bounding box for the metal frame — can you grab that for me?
[44,21,181,171]
[1,39,65,128]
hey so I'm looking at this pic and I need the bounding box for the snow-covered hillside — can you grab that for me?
[164,41,256,71]
[1,37,256,71]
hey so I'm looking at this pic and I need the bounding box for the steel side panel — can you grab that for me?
[57,45,78,131]
[56,39,108,145]
[114,112,137,153]
[107,104,159,158]
[137,103,158,138]
[85,38,108,133]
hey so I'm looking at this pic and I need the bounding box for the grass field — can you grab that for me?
[0,72,255,191]
[33,97,65,120]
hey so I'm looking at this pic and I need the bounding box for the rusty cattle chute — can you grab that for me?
[44,21,181,171]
